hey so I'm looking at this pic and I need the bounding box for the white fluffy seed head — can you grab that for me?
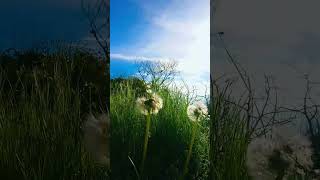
[136,93,163,115]
[136,97,149,115]
[146,84,152,94]
[151,93,163,110]
[146,89,152,94]
[246,126,313,180]
[83,113,110,168]
[187,101,208,122]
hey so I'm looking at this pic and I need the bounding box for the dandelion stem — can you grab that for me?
[180,121,198,180]
[140,113,151,176]
[275,170,285,180]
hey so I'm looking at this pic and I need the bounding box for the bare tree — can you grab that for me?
[279,76,320,136]
[276,75,320,170]
[137,60,179,87]
[215,33,295,140]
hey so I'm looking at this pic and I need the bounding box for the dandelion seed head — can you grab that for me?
[136,97,149,115]
[247,138,278,180]
[83,113,110,168]
[286,134,314,169]
[151,93,163,110]
[146,84,152,94]
[187,101,208,122]
[146,89,152,94]
[246,126,313,180]
[136,93,163,115]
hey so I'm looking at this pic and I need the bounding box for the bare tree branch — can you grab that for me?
[137,60,179,88]
[82,0,109,62]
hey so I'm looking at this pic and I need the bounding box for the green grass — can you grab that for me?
[2,49,316,180]
[110,79,209,180]
[209,86,249,180]
[209,81,317,180]
[0,50,110,179]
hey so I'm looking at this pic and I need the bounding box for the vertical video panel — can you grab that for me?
[212,0,320,179]
[111,0,210,179]
[0,0,110,179]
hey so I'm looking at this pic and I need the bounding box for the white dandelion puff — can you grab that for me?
[83,113,110,168]
[146,89,152,94]
[136,93,163,115]
[136,97,149,115]
[247,126,313,180]
[187,101,208,122]
[137,93,163,174]
[146,84,152,94]
[152,93,163,110]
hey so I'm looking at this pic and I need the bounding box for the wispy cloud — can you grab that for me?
[110,53,172,62]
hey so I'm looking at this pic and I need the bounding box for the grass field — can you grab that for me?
[110,78,210,180]
[209,79,318,180]
[209,87,249,180]
[0,49,318,180]
[0,49,110,179]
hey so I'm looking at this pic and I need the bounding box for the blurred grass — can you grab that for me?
[0,49,110,179]
[110,78,209,180]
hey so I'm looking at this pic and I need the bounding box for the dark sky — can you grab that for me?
[0,0,90,50]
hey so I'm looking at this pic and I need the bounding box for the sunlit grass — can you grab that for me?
[110,79,210,180]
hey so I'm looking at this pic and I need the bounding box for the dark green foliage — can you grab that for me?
[111,77,148,97]
[0,49,109,112]
[0,48,109,179]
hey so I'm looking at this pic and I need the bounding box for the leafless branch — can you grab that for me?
[82,0,109,62]
[137,60,179,88]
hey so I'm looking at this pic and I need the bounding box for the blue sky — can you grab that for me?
[111,0,210,97]
[110,0,146,79]
[110,59,139,78]
[111,0,146,51]
[0,0,210,97]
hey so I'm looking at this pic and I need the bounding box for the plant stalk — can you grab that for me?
[140,113,151,177]
[180,122,197,180]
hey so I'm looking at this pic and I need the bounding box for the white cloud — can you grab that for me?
[110,53,172,62]
[112,0,210,97]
